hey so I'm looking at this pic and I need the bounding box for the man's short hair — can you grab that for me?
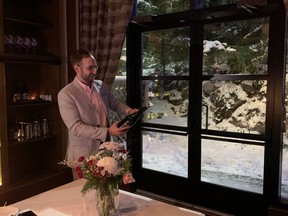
[70,49,93,66]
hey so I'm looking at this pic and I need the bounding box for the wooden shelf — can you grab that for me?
[8,100,53,107]
[9,135,56,146]
[4,17,52,28]
[0,52,61,64]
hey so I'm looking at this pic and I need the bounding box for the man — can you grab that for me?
[58,49,138,179]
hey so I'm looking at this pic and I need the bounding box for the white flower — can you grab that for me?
[99,141,122,151]
[99,141,127,160]
[87,154,97,161]
[97,157,120,176]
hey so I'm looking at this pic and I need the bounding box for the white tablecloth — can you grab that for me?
[11,179,205,216]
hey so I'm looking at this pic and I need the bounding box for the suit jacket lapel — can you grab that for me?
[72,77,95,109]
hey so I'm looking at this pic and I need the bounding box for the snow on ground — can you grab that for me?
[142,97,288,196]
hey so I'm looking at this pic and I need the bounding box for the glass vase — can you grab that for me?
[95,184,119,216]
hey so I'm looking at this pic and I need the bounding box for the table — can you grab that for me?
[11,179,205,216]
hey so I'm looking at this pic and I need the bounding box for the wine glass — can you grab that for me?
[15,36,24,54]
[23,37,32,54]
[4,35,16,53]
[31,38,38,54]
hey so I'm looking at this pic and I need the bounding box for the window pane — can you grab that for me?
[142,27,190,76]
[137,0,190,16]
[197,0,236,8]
[203,18,269,75]
[281,34,288,198]
[142,131,188,177]
[142,80,188,127]
[282,141,288,197]
[202,80,267,135]
[201,138,264,193]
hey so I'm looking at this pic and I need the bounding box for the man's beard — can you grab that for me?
[81,69,95,84]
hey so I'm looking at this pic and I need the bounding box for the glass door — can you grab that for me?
[127,7,285,214]
[200,18,269,194]
[127,25,191,201]
[140,27,190,178]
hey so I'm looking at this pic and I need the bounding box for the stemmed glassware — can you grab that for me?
[16,36,24,53]
[31,38,38,54]
[4,35,38,55]
[4,34,17,53]
[23,37,32,54]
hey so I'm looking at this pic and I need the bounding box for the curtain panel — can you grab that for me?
[79,0,134,88]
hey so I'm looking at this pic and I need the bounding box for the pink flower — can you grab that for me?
[78,156,85,162]
[123,172,135,184]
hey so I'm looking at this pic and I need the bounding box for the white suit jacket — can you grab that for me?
[58,77,131,162]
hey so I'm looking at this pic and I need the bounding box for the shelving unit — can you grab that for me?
[0,0,72,204]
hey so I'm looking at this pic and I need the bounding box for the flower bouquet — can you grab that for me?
[59,142,135,216]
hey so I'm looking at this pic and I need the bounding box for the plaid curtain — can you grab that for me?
[79,0,134,88]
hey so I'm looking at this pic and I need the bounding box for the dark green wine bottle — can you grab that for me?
[117,106,148,128]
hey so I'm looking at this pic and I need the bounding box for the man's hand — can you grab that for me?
[128,108,139,115]
[108,122,131,136]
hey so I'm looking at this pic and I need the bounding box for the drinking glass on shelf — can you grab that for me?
[31,38,38,54]
[16,36,25,54]
[23,37,32,54]
[4,35,16,53]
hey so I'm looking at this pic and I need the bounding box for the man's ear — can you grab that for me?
[73,64,80,73]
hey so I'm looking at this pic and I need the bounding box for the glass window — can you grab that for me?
[141,27,190,127]
[142,28,190,77]
[142,80,189,127]
[142,131,188,177]
[137,0,190,16]
[140,26,190,178]
[201,17,269,194]
[203,18,269,75]
[201,138,264,193]
[281,30,288,198]
[197,0,237,8]
[202,80,267,135]
[282,132,288,198]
